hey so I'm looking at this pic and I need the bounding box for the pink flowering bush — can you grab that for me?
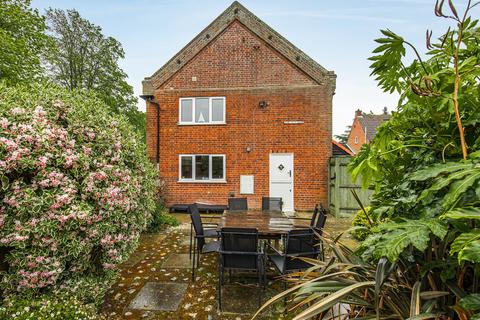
[0,83,157,302]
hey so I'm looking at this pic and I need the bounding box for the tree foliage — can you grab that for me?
[0,0,50,84]
[44,8,145,140]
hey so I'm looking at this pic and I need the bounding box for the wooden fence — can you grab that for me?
[329,156,373,217]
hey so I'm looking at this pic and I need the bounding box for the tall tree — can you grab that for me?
[0,0,50,84]
[334,125,351,144]
[44,8,145,140]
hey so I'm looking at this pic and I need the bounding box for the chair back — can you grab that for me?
[220,228,259,270]
[188,204,205,249]
[283,229,319,272]
[314,205,328,235]
[309,205,319,227]
[262,197,282,212]
[228,198,248,211]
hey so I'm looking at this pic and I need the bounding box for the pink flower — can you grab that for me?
[0,117,9,129]
[83,146,92,155]
[36,156,48,169]
[11,107,25,115]
[103,263,115,269]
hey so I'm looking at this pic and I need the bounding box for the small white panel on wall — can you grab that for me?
[240,175,254,194]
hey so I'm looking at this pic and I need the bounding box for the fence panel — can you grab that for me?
[329,156,373,217]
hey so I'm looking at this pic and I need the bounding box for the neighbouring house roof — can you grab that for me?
[358,113,390,141]
[332,140,353,156]
[142,1,336,96]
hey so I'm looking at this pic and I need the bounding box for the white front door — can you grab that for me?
[269,153,294,212]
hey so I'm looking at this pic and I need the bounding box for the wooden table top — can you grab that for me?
[218,210,298,236]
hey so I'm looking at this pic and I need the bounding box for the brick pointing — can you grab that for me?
[146,18,333,211]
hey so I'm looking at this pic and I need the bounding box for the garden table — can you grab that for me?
[218,210,296,238]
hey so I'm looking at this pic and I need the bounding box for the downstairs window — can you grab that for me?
[179,155,225,182]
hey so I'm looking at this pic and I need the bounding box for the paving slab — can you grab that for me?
[129,282,188,311]
[121,251,146,268]
[162,253,192,269]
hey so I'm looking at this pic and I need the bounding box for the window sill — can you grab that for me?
[178,179,227,184]
[177,122,227,126]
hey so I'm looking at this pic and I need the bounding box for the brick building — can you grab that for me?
[346,108,390,154]
[141,2,336,211]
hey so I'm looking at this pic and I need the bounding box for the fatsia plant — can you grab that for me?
[348,0,480,318]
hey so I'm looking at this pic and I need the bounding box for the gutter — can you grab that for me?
[140,95,160,166]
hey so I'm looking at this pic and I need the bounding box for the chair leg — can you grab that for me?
[192,238,196,281]
[189,223,193,260]
[196,247,201,271]
[283,280,287,314]
[218,262,223,311]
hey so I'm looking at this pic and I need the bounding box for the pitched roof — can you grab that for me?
[142,1,336,95]
[358,113,390,141]
[332,140,353,156]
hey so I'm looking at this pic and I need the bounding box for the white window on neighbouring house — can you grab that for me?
[179,97,225,125]
[179,155,226,182]
[354,136,359,144]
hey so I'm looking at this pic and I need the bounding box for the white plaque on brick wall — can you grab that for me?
[240,175,254,194]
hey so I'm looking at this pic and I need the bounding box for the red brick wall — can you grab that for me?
[347,117,367,154]
[146,21,333,211]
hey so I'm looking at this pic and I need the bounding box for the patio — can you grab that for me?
[101,213,355,319]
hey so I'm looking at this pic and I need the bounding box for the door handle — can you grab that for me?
[288,170,292,177]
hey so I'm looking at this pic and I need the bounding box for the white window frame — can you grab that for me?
[354,136,359,144]
[179,97,226,125]
[178,154,226,182]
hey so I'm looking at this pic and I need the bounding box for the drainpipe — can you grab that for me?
[140,95,160,167]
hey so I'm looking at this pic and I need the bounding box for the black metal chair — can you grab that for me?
[266,228,320,275]
[288,204,319,227]
[265,228,321,309]
[262,197,282,212]
[188,204,219,260]
[314,205,327,235]
[228,197,248,211]
[188,204,220,281]
[218,227,264,310]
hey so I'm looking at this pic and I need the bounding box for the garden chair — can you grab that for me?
[288,204,319,227]
[218,227,264,310]
[265,228,321,308]
[227,197,248,211]
[261,197,282,212]
[313,204,327,260]
[188,203,219,260]
[188,204,220,281]
[266,228,320,275]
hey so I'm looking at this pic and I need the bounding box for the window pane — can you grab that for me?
[180,99,193,122]
[195,98,209,123]
[180,156,193,179]
[211,156,224,179]
[212,99,224,122]
[195,155,209,180]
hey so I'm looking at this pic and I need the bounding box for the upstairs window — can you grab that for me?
[179,155,225,182]
[179,97,225,125]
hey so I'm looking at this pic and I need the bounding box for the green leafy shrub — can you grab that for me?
[0,295,105,320]
[0,82,157,302]
[146,203,179,233]
[350,206,375,240]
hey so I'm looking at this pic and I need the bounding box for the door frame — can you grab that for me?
[269,153,294,212]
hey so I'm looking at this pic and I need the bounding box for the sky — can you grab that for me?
[32,0,455,136]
